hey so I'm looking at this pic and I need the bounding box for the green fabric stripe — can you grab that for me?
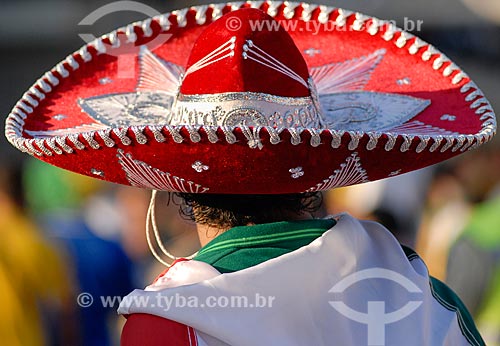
[194,218,335,273]
[197,230,325,256]
[195,246,306,274]
[430,277,485,346]
[198,228,327,255]
[198,219,335,254]
[401,245,419,261]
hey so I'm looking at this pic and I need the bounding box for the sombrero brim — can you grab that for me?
[4,1,496,194]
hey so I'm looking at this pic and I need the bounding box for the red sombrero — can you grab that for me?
[4,2,496,194]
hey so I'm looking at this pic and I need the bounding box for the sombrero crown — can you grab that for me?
[171,8,322,129]
[4,2,496,194]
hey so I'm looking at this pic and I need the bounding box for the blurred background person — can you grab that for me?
[0,164,74,345]
[444,146,500,345]
[23,158,137,345]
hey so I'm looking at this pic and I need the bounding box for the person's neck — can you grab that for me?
[196,224,227,247]
[196,213,315,247]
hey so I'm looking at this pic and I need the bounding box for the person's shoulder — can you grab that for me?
[400,245,421,262]
[428,276,485,346]
[401,245,485,346]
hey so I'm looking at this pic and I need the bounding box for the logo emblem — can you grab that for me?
[329,268,423,346]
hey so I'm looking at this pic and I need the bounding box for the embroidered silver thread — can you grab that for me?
[44,72,59,86]
[82,132,100,149]
[38,80,52,93]
[452,135,466,152]
[192,161,209,173]
[384,134,397,151]
[185,37,236,77]
[267,127,283,145]
[55,137,74,153]
[93,39,107,55]
[203,126,219,144]
[91,168,105,177]
[187,125,202,143]
[125,24,138,43]
[131,126,148,144]
[195,5,209,25]
[173,8,188,27]
[348,131,363,150]
[308,128,322,147]
[366,132,381,150]
[400,134,414,152]
[242,39,308,88]
[289,128,302,146]
[112,128,132,145]
[330,130,343,149]
[242,126,263,149]
[29,86,45,100]
[65,55,79,70]
[416,136,430,153]
[67,134,85,150]
[45,137,63,155]
[221,126,237,144]
[23,94,39,107]
[429,136,443,152]
[440,137,455,152]
[461,135,475,152]
[142,19,153,37]
[289,167,304,179]
[3,1,496,160]
[34,138,53,156]
[79,47,92,62]
[25,139,43,156]
[164,126,183,143]
[317,6,329,24]
[97,129,116,147]
[148,126,166,143]
[56,63,69,78]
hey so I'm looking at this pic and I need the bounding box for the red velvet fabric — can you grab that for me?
[38,128,457,194]
[181,8,310,97]
[12,4,488,194]
[121,314,195,346]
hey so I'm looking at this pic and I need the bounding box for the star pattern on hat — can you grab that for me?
[28,45,438,138]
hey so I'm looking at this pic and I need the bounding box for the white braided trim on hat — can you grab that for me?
[4,1,496,160]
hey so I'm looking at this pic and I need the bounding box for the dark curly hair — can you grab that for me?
[174,192,324,229]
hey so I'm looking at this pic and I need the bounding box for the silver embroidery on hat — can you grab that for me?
[118,150,209,193]
[289,167,304,179]
[44,46,433,140]
[306,152,369,191]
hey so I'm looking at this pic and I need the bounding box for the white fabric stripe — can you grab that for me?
[119,214,479,346]
[188,326,193,346]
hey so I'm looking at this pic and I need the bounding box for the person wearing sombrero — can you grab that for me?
[5,1,497,345]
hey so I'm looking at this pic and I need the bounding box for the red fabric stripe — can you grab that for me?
[121,314,192,346]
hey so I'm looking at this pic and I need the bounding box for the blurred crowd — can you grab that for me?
[1,0,499,345]
[0,158,200,345]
